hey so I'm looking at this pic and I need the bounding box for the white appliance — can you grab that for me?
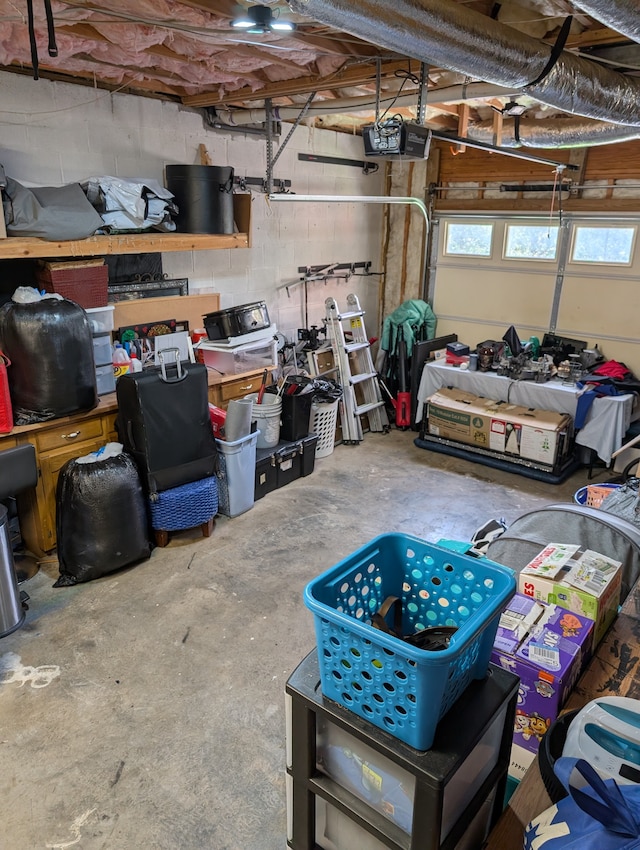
[562,696,640,784]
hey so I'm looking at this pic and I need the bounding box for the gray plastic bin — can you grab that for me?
[216,431,259,517]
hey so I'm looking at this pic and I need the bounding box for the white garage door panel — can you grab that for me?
[434,267,554,326]
[557,276,638,339]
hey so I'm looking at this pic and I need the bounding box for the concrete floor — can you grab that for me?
[0,430,593,850]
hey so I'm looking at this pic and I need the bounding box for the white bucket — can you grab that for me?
[244,392,282,448]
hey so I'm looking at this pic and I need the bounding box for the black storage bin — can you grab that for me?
[203,301,270,341]
[255,452,278,501]
[300,434,318,475]
[165,164,235,234]
[280,393,313,442]
[254,435,319,500]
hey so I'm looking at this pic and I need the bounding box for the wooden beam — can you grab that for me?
[454,103,470,153]
[435,198,640,213]
[183,59,423,107]
[492,110,503,148]
[282,31,381,58]
[0,232,249,260]
[3,62,184,98]
[568,148,588,198]
[565,26,630,49]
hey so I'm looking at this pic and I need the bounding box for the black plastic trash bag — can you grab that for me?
[54,447,151,586]
[309,377,343,403]
[0,297,97,424]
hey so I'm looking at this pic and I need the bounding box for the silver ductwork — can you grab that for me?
[571,0,640,43]
[468,118,640,148]
[288,0,640,127]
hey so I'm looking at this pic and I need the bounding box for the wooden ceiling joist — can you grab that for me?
[183,59,424,107]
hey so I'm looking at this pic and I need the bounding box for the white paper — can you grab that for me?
[521,543,581,579]
[564,549,621,598]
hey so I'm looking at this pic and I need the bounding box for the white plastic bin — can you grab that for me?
[216,431,259,517]
[85,305,115,333]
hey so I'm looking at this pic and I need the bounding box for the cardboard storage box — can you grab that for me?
[491,593,593,781]
[518,545,622,651]
[426,387,572,468]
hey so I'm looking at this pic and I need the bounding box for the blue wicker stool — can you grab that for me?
[149,475,218,548]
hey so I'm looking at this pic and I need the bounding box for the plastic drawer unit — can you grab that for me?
[285,650,518,850]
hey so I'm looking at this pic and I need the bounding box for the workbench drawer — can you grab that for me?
[218,373,266,404]
[36,417,105,452]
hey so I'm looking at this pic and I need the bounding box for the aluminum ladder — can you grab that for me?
[325,294,389,444]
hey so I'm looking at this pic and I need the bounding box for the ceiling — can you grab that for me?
[2,0,640,143]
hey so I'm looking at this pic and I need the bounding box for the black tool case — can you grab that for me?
[255,435,319,500]
[116,352,218,497]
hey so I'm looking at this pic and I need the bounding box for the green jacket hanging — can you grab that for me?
[381,299,437,357]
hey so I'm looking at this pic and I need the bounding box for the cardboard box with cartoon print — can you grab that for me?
[518,544,622,652]
[490,593,594,781]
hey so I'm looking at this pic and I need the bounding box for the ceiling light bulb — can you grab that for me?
[230,5,296,33]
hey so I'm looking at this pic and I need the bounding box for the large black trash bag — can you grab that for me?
[54,451,151,586]
[0,297,97,424]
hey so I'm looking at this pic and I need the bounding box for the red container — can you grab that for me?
[0,352,14,433]
[208,403,226,438]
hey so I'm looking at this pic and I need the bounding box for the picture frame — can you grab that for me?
[107,278,188,302]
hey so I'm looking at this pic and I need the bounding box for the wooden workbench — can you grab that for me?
[486,590,640,848]
[1,366,272,556]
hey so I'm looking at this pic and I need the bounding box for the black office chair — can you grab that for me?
[0,445,37,637]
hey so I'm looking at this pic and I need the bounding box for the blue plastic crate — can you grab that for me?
[304,533,516,750]
[149,475,218,531]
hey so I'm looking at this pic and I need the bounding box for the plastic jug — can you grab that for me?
[113,343,131,378]
[129,350,142,373]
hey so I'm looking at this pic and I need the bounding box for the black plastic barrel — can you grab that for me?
[165,164,235,234]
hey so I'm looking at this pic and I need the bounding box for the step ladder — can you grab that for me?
[325,294,389,444]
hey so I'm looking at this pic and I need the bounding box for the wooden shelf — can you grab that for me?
[0,231,249,259]
[0,192,253,259]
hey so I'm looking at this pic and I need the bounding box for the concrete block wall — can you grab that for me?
[0,71,385,347]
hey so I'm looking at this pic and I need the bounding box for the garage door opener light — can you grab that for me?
[230,5,296,34]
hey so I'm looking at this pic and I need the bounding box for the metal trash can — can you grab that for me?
[0,504,26,637]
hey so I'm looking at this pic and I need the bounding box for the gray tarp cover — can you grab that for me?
[486,503,640,601]
[3,176,103,240]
